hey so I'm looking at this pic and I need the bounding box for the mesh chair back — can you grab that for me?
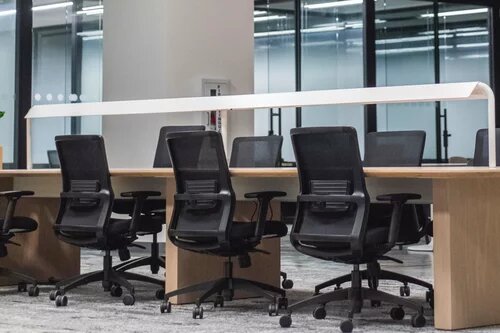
[473,128,500,166]
[229,136,283,167]
[166,131,234,240]
[153,126,205,168]
[364,131,426,167]
[47,150,61,168]
[55,135,113,231]
[291,127,369,244]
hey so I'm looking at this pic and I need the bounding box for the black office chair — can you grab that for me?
[229,135,293,289]
[112,125,205,278]
[473,128,500,166]
[0,191,40,297]
[279,127,426,332]
[159,131,287,319]
[313,131,434,306]
[48,135,164,307]
[47,150,60,168]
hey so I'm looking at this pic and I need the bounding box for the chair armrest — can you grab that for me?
[0,191,35,234]
[378,193,422,247]
[121,191,161,198]
[376,193,421,203]
[0,191,35,199]
[244,191,287,199]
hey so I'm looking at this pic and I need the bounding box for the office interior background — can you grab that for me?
[0,0,498,169]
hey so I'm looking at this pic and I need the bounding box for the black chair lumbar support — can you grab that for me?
[112,125,205,279]
[229,135,293,289]
[279,127,426,332]
[49,135,164,307]
[313,131,434,308]
[0,191,40,297]
[159,131,288,319]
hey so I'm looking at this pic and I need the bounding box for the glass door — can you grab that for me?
[439,3,490,161]
[301,0,365,152]
[376,0,438,161]
[254,0,296,163]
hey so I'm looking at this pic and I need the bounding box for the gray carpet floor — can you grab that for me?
[0,242,499,333]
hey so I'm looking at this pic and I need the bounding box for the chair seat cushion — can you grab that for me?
[136,215,164,234]
[0,217,38,234]
[263,221,288,238]
[108,218,132,235]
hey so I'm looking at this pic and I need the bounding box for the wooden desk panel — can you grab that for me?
[2,167,500,330]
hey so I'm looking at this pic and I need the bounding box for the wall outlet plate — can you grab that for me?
[202,79,231,97]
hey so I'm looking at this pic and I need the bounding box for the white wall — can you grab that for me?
[103,0,254,167]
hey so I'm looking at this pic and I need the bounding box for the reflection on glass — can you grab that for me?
[254,0,296,162]
[31,0,103,167]
[376,0,436,160]
[439,3,490,159]
[301,0,365,152]
[0,0,16,167]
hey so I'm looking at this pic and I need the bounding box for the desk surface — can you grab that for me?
[0,166,499,179]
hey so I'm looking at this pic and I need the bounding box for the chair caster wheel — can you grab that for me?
[412,313,426,327]
[400,285,410,297]
[214,295,224,308]
[110,285,123,297]
[55,295,68,307]
[426,290,434,309]
[268,303,279,316]
[49,290,63,301]
[390,307,405,320]
[160,301,172,313]
[371,300,381,308]
[282,279,293,290]
[155,289,165,300]
[123,294,135,306]
[279,315,292,328]
[340,320,353,333]
[312,305,326,320]
[17,282,27,292]
[278,297,288,310]
[28,285,39,297]
[193,306,204,319]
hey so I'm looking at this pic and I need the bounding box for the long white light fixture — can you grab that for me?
[32,1,73,12]
[77,5,103,16]
[304,0,363,9]
[456,42,489,49]
[254,15,286,22]
[421,8,488,18]
[0,9,16,16]
[253,15,286,22]
[254,10,266,16]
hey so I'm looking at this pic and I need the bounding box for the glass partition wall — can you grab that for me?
[31,0,103,168]
[254,0,498,163]
[0,0,17,167]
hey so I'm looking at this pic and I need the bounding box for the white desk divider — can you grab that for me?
[26,81,496,168]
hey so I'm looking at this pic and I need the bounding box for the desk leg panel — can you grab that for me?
[0,198,80,285]
[165,179,281,304]
[433,178,500,330]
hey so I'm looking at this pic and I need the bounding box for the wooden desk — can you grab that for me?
[1,167,500,330]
